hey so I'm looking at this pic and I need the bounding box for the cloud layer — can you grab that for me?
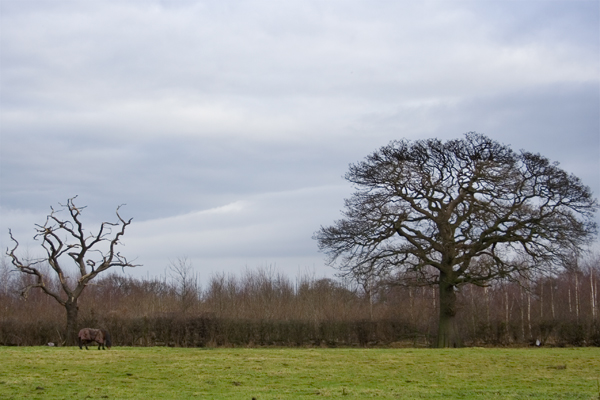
[1,0,598,279]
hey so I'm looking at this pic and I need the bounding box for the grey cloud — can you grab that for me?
[3,1,593,107]
[121,184,352,275]
[1,0,598,278]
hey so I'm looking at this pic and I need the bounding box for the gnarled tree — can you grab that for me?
[315,133,598,347]
[7,197,139,345]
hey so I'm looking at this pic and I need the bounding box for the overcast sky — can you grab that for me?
[1,0,598,282]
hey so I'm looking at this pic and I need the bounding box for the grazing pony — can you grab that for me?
[78,328,112,350]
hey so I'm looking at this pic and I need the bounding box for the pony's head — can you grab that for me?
[102,330,112,349]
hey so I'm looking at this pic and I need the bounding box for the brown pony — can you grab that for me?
[78,328,112,350]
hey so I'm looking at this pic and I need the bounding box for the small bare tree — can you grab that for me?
[168,257,198,313]
[6,197,139,345]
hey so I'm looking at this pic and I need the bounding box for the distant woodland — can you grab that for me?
[1,254,599,348]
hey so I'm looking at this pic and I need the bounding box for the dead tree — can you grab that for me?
[7,197,139,345]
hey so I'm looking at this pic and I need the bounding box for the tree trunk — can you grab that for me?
[550,281,556,320]
[591,269,596,321]
[520,286,525,340]
[437,273,459,348]
[65,299,79,346]
[575,273,580,323]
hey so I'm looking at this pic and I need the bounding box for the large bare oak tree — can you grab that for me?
[7,197,139,345]
[315,133,598,347]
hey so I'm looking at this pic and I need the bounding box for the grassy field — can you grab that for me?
[0,347,599,399]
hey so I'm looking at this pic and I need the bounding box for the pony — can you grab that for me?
[78,328,112,350]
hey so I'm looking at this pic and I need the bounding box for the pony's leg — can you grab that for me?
[79,338,82,350]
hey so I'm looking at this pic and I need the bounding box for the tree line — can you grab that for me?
[1,256,598,347]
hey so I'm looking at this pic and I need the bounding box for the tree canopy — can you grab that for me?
[315,133,598,347]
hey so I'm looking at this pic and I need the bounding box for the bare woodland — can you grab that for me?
[1,256,599,347]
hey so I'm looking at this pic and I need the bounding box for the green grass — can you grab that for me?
[0,347,599,399]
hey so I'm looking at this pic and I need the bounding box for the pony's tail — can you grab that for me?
[78,336,82,349]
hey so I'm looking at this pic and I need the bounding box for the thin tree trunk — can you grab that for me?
[470,286,476,339]
[540,282,544,320]
[551,281,556,320]
[568,286,572,314]
[485,287,490,326]
[409,286,414,325]
[368,276,374,321]
[504,284,511,344]
[575,273,580,323]
[505,286,510,327]
[527,290,532,338]
[520,286,525,340]
[591,269,596,320]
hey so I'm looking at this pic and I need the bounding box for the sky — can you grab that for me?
[1,0,599,283]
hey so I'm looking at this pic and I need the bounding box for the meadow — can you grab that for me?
[1,347,599,399]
